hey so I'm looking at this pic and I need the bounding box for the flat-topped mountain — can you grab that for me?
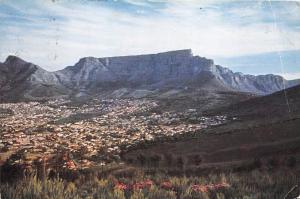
[0,49,299,101]
[55,49,215,89]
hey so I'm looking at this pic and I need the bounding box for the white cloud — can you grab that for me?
[0,0,299,72]
[278,72,300,80]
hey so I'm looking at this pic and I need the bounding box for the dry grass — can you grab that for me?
[1,169,299,199]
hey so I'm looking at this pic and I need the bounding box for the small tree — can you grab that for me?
[287,156,297,168]
[164,153,174,167]
[149,155,161,168]
[137,154,146,167]
[176,157,184,170]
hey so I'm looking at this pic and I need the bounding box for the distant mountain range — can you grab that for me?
[0,49,299,102]
[214,49,300,76]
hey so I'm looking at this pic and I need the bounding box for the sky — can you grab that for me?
[0,0,299,79]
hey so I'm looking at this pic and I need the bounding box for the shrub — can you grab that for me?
[286,156,297,168]
[176,157,184,169]
[1,169,299,199]
[267,157,279,169]
[137,154,146,167]
[163,154,174,167]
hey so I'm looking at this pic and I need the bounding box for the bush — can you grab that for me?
[267,157,279,169]
[1,169,299,199]
[286,156,297,168]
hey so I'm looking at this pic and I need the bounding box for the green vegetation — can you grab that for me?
[1,169,299,199]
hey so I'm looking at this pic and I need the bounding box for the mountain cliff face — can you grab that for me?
[0,50,299,101]
[0,56,70,101]
[55,49,296,94]
[214,65,289,94]
[55,50,215,89]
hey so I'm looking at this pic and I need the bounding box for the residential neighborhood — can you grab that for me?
[0,98,228,171]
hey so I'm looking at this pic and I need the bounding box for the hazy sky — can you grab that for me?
[0,0,299,79]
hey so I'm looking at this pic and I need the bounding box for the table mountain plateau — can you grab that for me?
[0,49,299,102]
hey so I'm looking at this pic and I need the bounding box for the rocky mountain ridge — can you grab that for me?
[0,49,299,101]
[0,56,70,101]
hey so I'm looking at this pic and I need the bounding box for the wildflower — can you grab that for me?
[66,160,76,170]
[161,181,173,190]
[214,183,230,189]
[191,183,230,193]
[114,182,128,191]
[132,182,144,190]
[144,179,153,187]
[192,185,209,193]
[132,180,153,190]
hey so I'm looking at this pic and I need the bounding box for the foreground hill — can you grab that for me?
[123,85,300,172]
[0,49,299,101]
[210,84,300,121]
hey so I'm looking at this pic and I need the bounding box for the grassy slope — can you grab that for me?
[1,169,300,199]
[123,85,300,171]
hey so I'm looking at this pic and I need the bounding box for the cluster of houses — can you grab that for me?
[0,98,229,171]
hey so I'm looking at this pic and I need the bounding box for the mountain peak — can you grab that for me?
[74,57,105,70]
[2,55,40,75]
[78,56,99,63]
[4,55,28,65]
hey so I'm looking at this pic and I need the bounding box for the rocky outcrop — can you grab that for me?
[215,65,289,94]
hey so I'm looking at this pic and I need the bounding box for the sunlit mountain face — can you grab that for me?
[0,49,298,102]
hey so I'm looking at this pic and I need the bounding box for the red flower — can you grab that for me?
[191,183,230,192]
[161,181,173,190]
[132,180,154,190]
[192,185,209,192]
[144,179,153,187]
[132,183,144,190]
[214,183,230,189]
[114,182,128,191]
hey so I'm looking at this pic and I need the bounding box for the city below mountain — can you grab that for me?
[0,49,299,102]
[1,50,300,198]
[2,0,300,197]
